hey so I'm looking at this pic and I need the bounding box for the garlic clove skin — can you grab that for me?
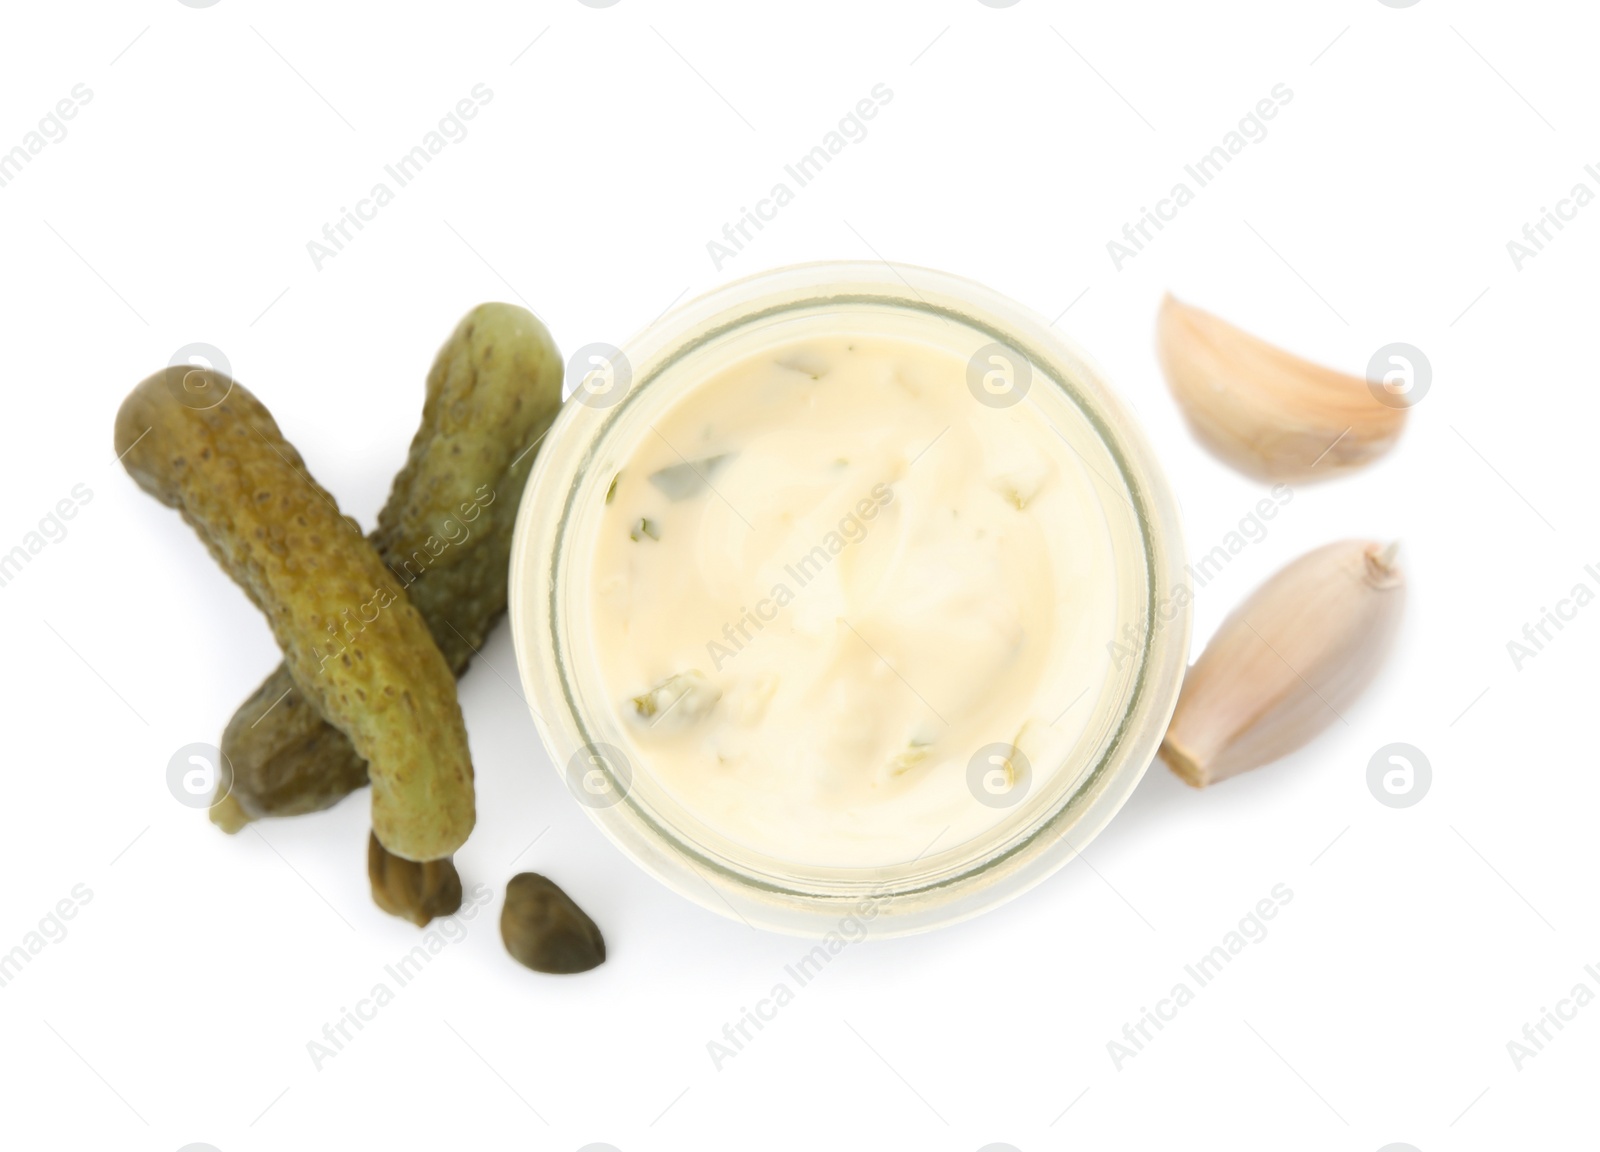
[1157,296,1408,483]
[1161,539,1405,788]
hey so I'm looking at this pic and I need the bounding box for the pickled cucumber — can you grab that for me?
[214,303,564,832]
[115,369,475,861]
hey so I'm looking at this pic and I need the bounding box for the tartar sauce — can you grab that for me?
[589,334,1118,867]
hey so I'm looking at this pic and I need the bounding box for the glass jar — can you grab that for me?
[509,262,1189,937]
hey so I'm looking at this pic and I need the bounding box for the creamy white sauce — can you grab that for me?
[589,334,1118,868]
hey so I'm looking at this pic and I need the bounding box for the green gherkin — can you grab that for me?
[115,368,476,862]
[212,303,565,835]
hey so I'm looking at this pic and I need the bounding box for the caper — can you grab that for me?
[367,832,463,928]
[500,873,605,975]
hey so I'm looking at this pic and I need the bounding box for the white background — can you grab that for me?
[0,1,1593,1149]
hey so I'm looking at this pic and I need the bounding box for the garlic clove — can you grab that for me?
[1157,296,1408,483]
[1161,539,1405,788]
